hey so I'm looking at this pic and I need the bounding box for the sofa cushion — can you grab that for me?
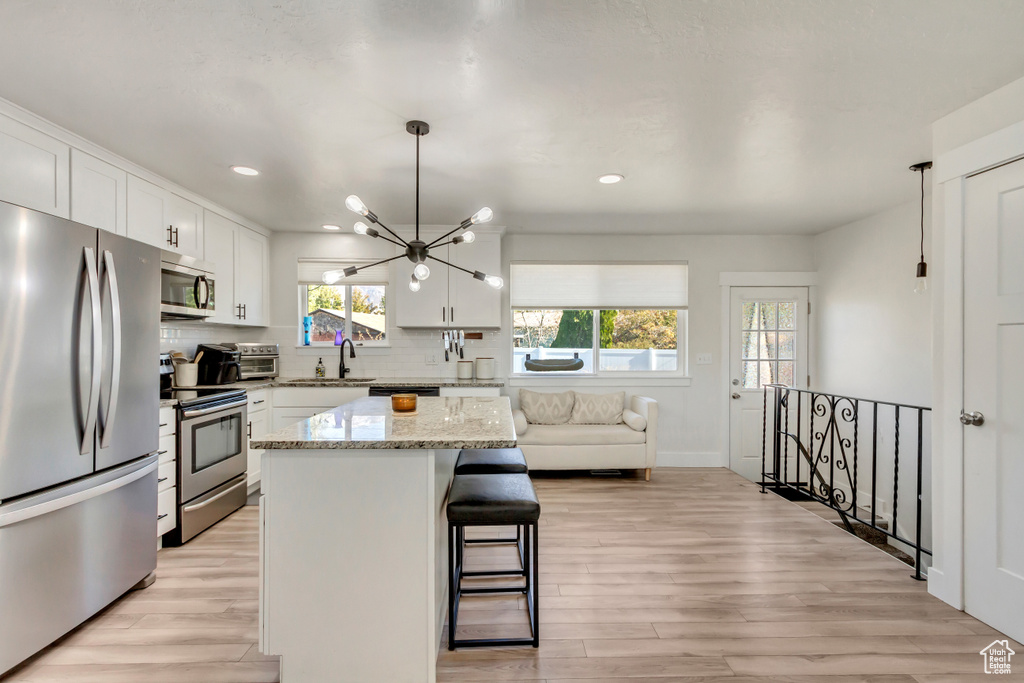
[570,391,624,424]
[513,409,529,436]
[622,408,647,431]
[519,389,574,424]
[516,423,646,446]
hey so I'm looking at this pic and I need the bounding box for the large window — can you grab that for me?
[297,258,389,347]
[510,263,687,375]
[513,309,679,373]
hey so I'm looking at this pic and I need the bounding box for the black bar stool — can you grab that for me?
[447,472,540,649]
[455,448,530,560]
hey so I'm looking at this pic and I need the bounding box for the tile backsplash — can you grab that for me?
[270,326,504,380]
[162,321,504,379]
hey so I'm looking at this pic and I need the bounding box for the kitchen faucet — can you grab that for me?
[338,338,356,378]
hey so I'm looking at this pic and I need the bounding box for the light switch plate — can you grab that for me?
[426,351,439,365]
[696,353,712,365]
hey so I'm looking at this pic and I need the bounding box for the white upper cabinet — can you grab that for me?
[394,231,501,328]
[126,175,204,259]
[0,114,69,218]
[204,210,269,327]
[394,243,450,328]
[204,210,237,325]
[70,149,126,234]
[235,225,268,326]
[450,232,501,329]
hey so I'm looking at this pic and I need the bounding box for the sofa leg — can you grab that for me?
[644,468,651,482]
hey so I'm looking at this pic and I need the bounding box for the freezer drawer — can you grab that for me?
[0,455,158,676]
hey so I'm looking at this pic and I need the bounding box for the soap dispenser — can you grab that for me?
[315,358,326,378]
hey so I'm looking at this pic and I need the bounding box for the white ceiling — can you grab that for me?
[1,1,1023,235]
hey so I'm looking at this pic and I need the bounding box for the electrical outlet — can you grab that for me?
[426,351,439,366]
[696,353,712,365]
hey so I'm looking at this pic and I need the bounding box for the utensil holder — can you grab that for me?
[457,361,474,380]
[174,364,198,388]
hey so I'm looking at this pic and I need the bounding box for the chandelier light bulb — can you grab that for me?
[409,275,421,292]
[413,263,430,280]
[470,207,493,224]
[322,270,343,284]
[354,221,369,235]
[461,230,476,243]
[345,195,369,216]
[484,275,503,289]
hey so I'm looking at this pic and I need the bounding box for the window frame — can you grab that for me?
[511,307,688,378]
[298,283,390,348]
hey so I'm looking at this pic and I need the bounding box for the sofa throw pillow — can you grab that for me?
[570,391,625,424]
[519,389,575,424]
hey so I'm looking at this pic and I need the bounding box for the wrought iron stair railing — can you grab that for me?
[761,384,932,580]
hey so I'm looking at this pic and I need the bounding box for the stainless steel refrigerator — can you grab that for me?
[0,200,160,675]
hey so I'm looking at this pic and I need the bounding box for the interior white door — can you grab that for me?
[728,287,809,482]
[963,157,1024,643]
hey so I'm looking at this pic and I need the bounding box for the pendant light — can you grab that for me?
[323,121,502,292]
[910,161,932,294]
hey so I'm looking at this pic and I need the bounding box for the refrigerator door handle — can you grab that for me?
[80,247,102,456]
[0,457,157,529]
[99,250,122,449]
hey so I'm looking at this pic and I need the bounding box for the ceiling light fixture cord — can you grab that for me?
[919,165,925,263]
[415,128,420,242]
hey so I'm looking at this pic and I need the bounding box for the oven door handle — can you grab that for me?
[181,397,248,419]
[182,477,247,513]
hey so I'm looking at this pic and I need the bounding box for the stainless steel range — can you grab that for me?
[220,342,279,380]
[161,388,248,545]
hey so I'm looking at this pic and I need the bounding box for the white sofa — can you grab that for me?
[512,391,658,480]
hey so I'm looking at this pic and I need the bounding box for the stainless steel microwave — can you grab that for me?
[160,251,215,320]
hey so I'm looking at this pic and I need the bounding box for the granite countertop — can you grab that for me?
[274,377,504,388]
[251,396,516,450]
[159,377,503,406]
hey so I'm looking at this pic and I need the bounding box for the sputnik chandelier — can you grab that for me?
[323,120,503,292]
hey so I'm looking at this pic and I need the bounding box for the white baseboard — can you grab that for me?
[927,567,964,611]
[657,452,725,468]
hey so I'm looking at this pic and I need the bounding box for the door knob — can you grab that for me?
[960,410,985,426]
[731,392,741,400]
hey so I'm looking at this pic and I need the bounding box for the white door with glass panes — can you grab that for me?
[729,287,808,482]
[962,157,1024,642]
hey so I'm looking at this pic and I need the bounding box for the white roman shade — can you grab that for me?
[297,259,391,286]
[510,263,687,309]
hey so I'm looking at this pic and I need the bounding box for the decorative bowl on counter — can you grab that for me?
[391,393,417,412]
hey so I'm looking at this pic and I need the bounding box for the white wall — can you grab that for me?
[503,233,815,465]
[812,199,932,406]
[811,200,934,556]
[264,230,504,379]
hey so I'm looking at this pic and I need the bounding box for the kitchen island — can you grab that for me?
[251,396,516,682]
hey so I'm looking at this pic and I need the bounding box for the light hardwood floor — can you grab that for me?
[4,468,1022,682]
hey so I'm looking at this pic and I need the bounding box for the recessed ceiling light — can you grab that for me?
[322,224,341,231]
[598,174,624,184]
[231,166,259,176]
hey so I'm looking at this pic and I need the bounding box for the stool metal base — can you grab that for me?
[448,521,539,649]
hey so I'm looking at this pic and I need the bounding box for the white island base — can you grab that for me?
[254,396,516,682]
[260,447,456,682]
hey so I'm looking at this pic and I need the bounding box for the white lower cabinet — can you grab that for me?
[270,388,369,431]
[439,387,501,397]
[157,406,177,538]
[244,405,266,491]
